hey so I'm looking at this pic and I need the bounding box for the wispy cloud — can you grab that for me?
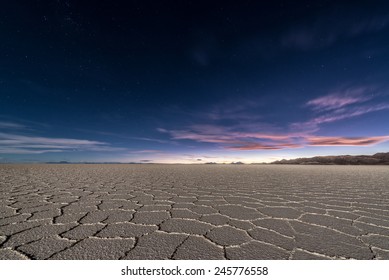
[167,129,237,144]
[202,101,264,122]
[166,99,266,125]
[78,128,174,144]
[129,149,162,154]
[292,85,389,131]
[156,83,389,151]
[0,117,51,130]
[163,124,305,144]
[159,125,303,151]
[282,13,389,50]
[0,148,64,154]
[226,142,301,151]
[0,121,26,129]
[307,136,389,146]
[160,124,389,150]
[0,132,126,154]
[310,103,389,124]
[306,87,373,111]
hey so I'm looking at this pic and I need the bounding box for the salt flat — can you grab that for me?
[0,164,388,260]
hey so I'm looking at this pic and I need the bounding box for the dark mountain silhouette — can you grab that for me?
[271,152,389,165]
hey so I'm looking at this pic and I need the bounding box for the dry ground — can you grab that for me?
[1,164,389,260]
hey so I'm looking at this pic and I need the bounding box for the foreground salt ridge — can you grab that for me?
[0,164,389,260]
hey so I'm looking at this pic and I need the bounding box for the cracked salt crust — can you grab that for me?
[1,164,388,259]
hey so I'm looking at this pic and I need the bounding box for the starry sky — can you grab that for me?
[1,1,389,163]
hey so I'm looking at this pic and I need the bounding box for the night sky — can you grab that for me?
[1,1,389,163]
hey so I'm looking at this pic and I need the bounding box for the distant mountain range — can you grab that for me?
[45,161,151,164]
[271,152,389,165]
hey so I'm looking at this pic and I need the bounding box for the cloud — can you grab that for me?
[156,128,168,133]
[158,84,389,151]
[236,132,302,141]
[0,148,64,154]
[226,143,282,150]
[129,149,162,154]
[312,103,389,124]
[0,132,126,154]
[291,85,389,131]
[307,136,389,146]
[282,13,389,50]
[169,131,236,144]
[159,125,305,151]
[306,87,373,111]
[203,102,264,122]
[78,128,174,144]
[161,124,305,144]
[0,121,26,129]
[159,122,389,151]
[293,102,389,132]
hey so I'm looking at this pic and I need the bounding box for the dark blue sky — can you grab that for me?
[1,1,389,163]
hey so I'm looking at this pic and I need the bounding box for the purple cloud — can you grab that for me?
[289,85,389,131]
[306,87,373,111]
[293,103,389,131]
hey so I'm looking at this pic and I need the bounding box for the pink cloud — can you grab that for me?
[159,90,389,152]
[159,125,389,151]
[159,125,306,151]
[165,125,307,143]
[307,136,389,146]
